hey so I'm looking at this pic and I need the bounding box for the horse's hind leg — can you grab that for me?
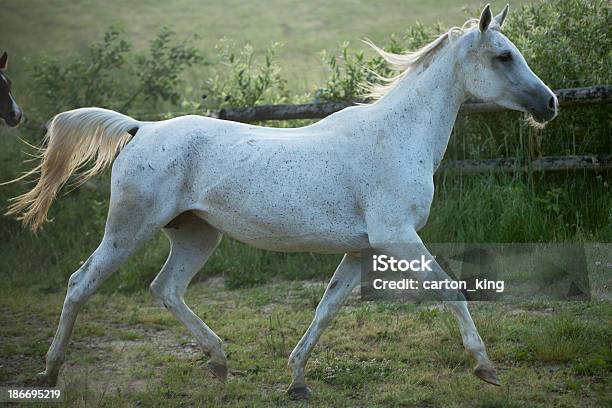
[37,190,167,386]
[149,212,227,380]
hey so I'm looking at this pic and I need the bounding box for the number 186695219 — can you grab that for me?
[1,387,63,402]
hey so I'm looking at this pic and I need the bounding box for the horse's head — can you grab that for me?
[459,4,557,124]
[0,52,23,127]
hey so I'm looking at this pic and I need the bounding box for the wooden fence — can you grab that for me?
[212,85,611,122]
[438,154,612,174]
[209,85,612,173]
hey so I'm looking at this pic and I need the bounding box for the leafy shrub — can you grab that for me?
[315,42,369,102]
[316,25,442,102]
[125,27,203,112]
[27,26,202,123]
[202,39,289,109]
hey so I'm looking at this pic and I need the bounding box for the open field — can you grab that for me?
[3,0,521,89]
[1,279,610,407]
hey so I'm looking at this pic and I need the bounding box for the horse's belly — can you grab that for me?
[226,232,367,254]
[193,207,368,254]
[182,127,369,252]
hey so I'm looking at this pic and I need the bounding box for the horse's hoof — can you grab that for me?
[35,371,57,387]
[207,360,228,381]
[474,362,501,386]
[287,384,311,400]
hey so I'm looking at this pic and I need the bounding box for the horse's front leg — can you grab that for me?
[369,228,500,386]
[287,253,361,399]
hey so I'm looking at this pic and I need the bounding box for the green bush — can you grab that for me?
[26,27,203,123]
[202,39,289,109]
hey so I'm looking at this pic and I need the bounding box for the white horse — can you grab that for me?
[8,4,557,398]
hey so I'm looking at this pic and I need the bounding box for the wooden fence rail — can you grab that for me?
[438,154,612,174]
[213,85,612,122]
[210,85,611,174]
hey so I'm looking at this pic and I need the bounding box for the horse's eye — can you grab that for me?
[496,52,513,63]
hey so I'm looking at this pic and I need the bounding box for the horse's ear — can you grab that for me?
[494,4,509,27]
[0,52,7,70]
[479,4,492,32]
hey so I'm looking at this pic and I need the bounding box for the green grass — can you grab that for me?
[0,282,609,407]
[2,0,521,92]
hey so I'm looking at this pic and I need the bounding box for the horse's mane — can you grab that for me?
[365,18,480,101]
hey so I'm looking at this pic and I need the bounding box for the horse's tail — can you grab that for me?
[6,107,142,232]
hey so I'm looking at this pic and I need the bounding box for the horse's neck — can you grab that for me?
[367,47,465,170]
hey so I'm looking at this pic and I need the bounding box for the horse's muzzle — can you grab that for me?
[527,92,558,124]
[6,107,22,127]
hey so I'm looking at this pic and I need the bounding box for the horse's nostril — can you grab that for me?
[8,110,22,124]
[547,96,557,111]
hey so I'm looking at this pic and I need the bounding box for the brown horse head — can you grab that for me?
[0,52,23,127]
